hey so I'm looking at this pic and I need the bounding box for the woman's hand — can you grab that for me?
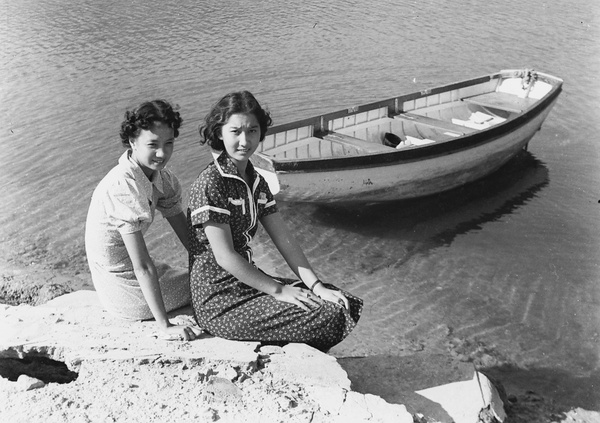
[160,323,201,341]
[271,285,322,312]
[313,284,350,309]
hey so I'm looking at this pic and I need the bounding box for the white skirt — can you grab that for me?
[89,260,191,321]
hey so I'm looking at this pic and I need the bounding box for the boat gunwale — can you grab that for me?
[258,71,563,173]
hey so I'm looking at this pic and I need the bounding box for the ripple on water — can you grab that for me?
[2,0,600,408]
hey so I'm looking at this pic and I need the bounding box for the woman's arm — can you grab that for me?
[121,231,196,339]
[166,211,189,251]
[260,212,349,309]
[203,220,320,311]
[259,212,318,284]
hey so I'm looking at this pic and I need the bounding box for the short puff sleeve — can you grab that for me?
[188,170,231,227]
[105,177,152,234]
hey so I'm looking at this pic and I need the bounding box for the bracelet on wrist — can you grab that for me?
[308,279,323,291]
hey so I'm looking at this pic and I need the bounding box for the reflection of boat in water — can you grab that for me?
[253,69,561,203]
[304,151,549,258]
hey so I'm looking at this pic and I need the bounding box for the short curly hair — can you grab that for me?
[199,91,272,151]
[119,99,183,148]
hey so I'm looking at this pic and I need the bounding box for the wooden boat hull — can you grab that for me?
[253,70,562,203]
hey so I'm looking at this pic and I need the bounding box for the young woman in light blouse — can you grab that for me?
[85,100,197,341]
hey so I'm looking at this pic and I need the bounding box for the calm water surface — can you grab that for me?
[1,0,599,408]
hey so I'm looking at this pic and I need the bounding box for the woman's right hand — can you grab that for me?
[271,285,322,312]
[160,323,200,341]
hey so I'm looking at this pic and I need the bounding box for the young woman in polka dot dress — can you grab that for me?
[187,91,362,351]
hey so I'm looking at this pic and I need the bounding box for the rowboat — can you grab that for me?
[251,69,562,203]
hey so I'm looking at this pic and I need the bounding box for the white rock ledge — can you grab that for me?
[0,291,413,423]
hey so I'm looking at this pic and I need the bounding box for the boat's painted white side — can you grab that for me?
[257,96,559,203]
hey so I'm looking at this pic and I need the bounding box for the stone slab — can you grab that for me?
[339,353,503,422]
[0,291,260,370]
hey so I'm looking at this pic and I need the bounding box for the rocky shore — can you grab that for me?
[1,261,598,423]
[0,288,416,423]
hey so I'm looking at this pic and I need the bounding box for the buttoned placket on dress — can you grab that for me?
[216,159,261,264]
[123,151,167,230]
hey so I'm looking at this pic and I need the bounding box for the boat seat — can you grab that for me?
[462,91,537,113]
[394,113,476,135]
[261,136,324,156]
[404,135,436,146]
[333,117,395,144]
[451,111,506,130]
[323,132,394,153]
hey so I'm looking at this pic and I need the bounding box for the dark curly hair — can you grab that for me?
[199,91,272,151]
[119,99,183,148]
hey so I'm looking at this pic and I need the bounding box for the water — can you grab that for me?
[1,0,599,409]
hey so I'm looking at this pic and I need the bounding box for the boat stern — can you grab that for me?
[252,153,281,195]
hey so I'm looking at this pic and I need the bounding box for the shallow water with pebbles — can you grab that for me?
[1,0,599,410]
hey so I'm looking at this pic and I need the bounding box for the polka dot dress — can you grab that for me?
[187,152,362,351]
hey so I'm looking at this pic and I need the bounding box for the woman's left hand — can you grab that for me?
[313,284,349,309]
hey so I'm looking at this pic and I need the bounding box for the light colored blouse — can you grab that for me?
[85,150,182,273]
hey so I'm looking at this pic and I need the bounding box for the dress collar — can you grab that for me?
[118,150,165,200]
[214,151,258,184]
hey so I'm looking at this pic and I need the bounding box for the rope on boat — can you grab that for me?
[521,69,538,95]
